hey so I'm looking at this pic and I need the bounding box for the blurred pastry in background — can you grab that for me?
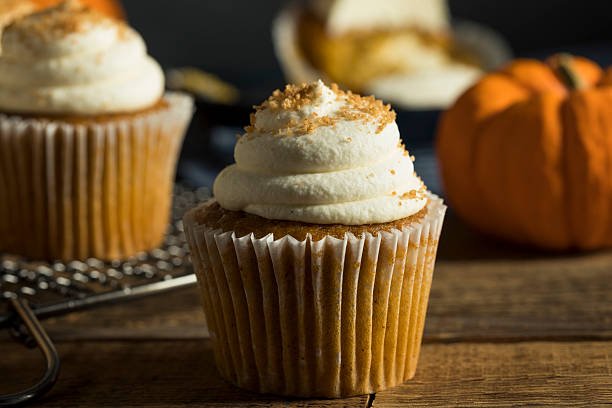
[0,1,193,261]
[0,0,124,43]
[31,0,124,19]
[274,0,509,109]
[167,67,240,105]
[0,0,36,41]
[301,0,468,91]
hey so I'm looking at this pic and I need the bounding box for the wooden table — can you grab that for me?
[2,213,612,407]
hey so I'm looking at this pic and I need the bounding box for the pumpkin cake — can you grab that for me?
[183,81,446,398]
[189,200,429,241]
[0,0,36,49]
[277,0,483,108]
[31,0,124,19]
[0,1,194,261]
[0,0,36,27]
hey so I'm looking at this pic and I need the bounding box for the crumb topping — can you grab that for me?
[7,0,121,42]
[0,0,35,26]
[335,83,396,134]
[243,81,397,138]
[398,186,427,202]
[401,190,418,200]
[254,82,322,112]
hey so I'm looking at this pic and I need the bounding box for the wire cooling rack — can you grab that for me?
[0,184,209,407]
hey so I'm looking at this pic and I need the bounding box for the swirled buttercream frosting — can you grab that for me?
[0,1,164,115]
[214,80,427,225]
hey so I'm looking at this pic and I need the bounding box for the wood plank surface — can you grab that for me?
[40,287,208,341]
[430,213,612,342]
[428,253,612,342]
[373,341,612,407]
[0,339,369,408]
[2,339,610,407]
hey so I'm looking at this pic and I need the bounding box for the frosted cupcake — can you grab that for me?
[274,0,485,109]
[183,81,446,398]
[0,1,193,261]
[0,0,35,30]
[0,0,36,52]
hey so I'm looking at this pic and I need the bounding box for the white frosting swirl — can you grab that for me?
[0,2,164,115]
[214,81,427,225]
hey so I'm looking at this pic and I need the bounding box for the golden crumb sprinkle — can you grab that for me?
[240,81,398,139]
[8,0,119,41]
[0,0,35,27]
[401,190,418,200]
[335,88,396,134]
[254,82,322,113]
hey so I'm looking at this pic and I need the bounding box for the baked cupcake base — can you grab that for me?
[0,92,193,261]
[184,193,446,398]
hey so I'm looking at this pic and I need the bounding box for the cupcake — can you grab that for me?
[272,0,511,109]
[0,0,35,24]
[0,0,35,38]
[31,0,125,19]
[0,1,193,261]
[183,81,446,397]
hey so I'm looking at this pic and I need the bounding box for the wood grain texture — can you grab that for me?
[2,339,611,407]
[373,341,612,407]
[427,250,612,342]
[40,287,209,341]
[0,339,369,408]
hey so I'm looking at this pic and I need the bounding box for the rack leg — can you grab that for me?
[0,298,60,406]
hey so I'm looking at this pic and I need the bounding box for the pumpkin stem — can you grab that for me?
[549,53,584,91]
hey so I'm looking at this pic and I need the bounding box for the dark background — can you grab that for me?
[120,0,612,190]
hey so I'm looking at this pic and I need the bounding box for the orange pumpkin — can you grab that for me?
[32,0,124,19]
[436,54,612,250]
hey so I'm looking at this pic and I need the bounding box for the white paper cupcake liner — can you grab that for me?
[184,193,446,398]
[0,92,194,261]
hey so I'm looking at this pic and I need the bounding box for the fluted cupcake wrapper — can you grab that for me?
[184,194,446,398]
[0,92,194,261]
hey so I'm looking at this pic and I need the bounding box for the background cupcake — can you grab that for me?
[30,0,124,19]
[184,81,446,397]
[273,0,511,110]
[0,1,193,261]
[0,0,36,42]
